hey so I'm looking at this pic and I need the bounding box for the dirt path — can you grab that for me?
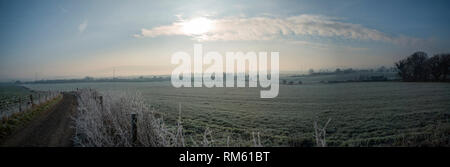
[1,93,78,147]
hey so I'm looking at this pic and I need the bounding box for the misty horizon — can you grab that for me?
[1,0,450,81]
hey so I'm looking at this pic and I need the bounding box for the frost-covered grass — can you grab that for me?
[74,89,186,147]
[28,81,450,147]
[74,89,262,147]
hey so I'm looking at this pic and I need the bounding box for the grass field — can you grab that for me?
[0,84,32,107]
[24,78,450,146]
[0,84,59,118]
[0,84,34,117]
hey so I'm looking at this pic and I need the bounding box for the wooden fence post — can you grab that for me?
[131,113,137,145]
[99,96,103,111]
[30,94,34,106]
[18,97,22,113]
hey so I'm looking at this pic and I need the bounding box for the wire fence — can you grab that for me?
[0,91,61,119]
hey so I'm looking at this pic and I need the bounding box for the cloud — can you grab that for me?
[78,20,88,33]
[135,14,422,46]
[60,6,68,13]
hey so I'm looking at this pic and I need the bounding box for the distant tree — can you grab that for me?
[282,80,287,84]
[288,81,294,85]
[308,69,315,75]
[395,59,409,80]
[427,55,442,81]
[437,54,450,81]
[335,68,341,73]
[298,80,303,84]
[389,67,397,72]
[395,51,431,81]
[84,76,94,81]
[409,51,429,81]
[377,66,387,72]
[343,68,353,73]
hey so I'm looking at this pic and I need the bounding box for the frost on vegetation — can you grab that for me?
[74,89,263,147]
[74,89,185,147]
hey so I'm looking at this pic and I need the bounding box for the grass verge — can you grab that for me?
[0,95,62,142]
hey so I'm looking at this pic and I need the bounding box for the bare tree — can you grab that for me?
[395,51,430,81]
[437,54,450,81]
[427,55,442,81]
[395,59,409,80]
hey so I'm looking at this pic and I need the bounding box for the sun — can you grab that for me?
[181,17,213,35]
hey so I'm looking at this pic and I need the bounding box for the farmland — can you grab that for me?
[0,84,59,119]
[0,84,34,118]
[0,84,32,108]
[23,78,450,146]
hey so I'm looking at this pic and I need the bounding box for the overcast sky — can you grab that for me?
[1,0,450,81]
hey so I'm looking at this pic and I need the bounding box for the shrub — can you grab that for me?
[73,89,264,147]
[74,89,184,147]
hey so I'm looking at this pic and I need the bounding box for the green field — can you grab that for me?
[0,84,33,115]
[0,84,60,119]
[0,84,33,103]
[24,79,450,146]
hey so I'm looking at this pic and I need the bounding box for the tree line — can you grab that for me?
[395,52,450,82]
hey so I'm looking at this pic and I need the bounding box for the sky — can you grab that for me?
[0,0,450,81]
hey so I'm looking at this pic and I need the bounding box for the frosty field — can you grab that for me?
[24,81,450,146]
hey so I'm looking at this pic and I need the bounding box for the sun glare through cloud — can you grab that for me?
[181,17,213,35]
